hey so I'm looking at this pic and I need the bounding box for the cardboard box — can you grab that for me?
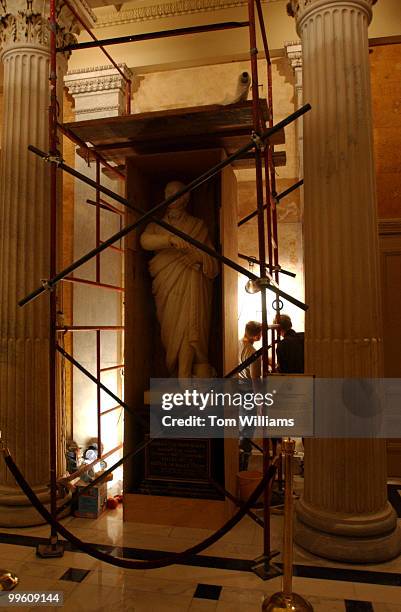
[74,480,107,519]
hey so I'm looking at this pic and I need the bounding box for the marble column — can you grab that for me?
[287,0,401,561]
[0,0,94,526]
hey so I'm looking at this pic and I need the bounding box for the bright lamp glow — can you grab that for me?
[245,275,278,294]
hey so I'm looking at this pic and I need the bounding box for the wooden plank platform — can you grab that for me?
[64,100,285,167]
[123,493,232,529]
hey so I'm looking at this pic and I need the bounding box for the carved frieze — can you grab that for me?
[96,0,279,27]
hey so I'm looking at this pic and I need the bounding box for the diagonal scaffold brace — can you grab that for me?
[21,104,311,312]
[237,179,304,227]
[56,341,267,505]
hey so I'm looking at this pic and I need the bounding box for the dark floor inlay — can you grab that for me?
[193,583,222,600]
[291,563,401,587]
[60,567,90,583]
[345,600,374,612]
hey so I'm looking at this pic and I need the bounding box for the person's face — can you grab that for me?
[254,332,262,342]
[165,181,190,211]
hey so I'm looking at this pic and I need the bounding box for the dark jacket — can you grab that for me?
[276,329,304,373]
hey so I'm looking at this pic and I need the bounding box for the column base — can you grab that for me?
[295,501,401,563]
[0,491,72,527]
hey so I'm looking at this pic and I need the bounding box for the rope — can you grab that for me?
[2,448,276,570]
[56,345,270,506]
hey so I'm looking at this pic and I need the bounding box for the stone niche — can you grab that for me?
[123,148,239,528]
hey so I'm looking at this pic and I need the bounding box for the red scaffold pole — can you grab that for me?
[61,0,132,114]
[248,0,268,378]
[47,0,61,553]
[95,160,102,458]
[248,0,272,574]
[248,0,281,579]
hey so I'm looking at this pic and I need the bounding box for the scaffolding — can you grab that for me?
[18,0,310,574]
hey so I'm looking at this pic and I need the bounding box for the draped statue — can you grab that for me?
[140,181,219,378]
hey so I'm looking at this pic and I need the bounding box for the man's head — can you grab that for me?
[244,321,262,343]
[274,314,292,337]
[165,181,190,211]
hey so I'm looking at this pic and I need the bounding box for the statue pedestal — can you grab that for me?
[123,148,239,527]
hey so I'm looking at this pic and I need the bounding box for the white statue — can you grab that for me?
[140,181,219,378]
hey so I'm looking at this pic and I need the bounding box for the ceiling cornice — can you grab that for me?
[95,0,281,28]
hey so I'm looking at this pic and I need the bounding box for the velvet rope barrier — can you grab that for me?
[54,344,268,508]
[1,446,277,570]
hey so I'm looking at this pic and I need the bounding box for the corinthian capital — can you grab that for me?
[0,0,95,55]
[287,0,377,26]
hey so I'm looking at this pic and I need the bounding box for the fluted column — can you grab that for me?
[0,0,94,526]
[287,0,401,561]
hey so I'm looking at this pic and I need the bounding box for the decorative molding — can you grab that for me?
[66,74,126,94]
[378,219,401,236]
[67,63,133,78]
[284,40,302,70]
[95,0,279,28]
[287,0,377,23]
[0,0,95,54]
[73,0,96,22]
[369,35,401,47]
[65,63,133,95]
[75,104,120,115]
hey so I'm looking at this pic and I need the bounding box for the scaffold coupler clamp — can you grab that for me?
[40,279,55,293]
[251,131,263,150]
[44,152,63,166]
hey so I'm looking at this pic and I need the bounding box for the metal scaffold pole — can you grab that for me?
[6,0,310,576]
[247,0,283,580]
[36,0,64,559]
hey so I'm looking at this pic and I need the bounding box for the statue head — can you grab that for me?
[165,181,190,211]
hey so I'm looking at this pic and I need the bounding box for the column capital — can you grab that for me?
[0,0,95,57]
[287,0,377,29]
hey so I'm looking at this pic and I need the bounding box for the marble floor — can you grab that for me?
[0,478,400,611]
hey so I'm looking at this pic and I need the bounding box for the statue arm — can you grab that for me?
[140,224,171,251]
[180,221,219,278]
[200,237,220,279]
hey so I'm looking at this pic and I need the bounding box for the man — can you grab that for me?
[275,314,305,480]
[275,314,304,374]
[238,321,262,470]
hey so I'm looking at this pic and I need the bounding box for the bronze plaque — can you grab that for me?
[145,438,211,483]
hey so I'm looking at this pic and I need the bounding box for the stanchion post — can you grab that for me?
[0,443,19,590]
[0,569,19,592]
[262,439,313,611]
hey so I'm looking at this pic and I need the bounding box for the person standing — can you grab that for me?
[275,314,304,374]
[238,321,262,470]
[275,314,305,477]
